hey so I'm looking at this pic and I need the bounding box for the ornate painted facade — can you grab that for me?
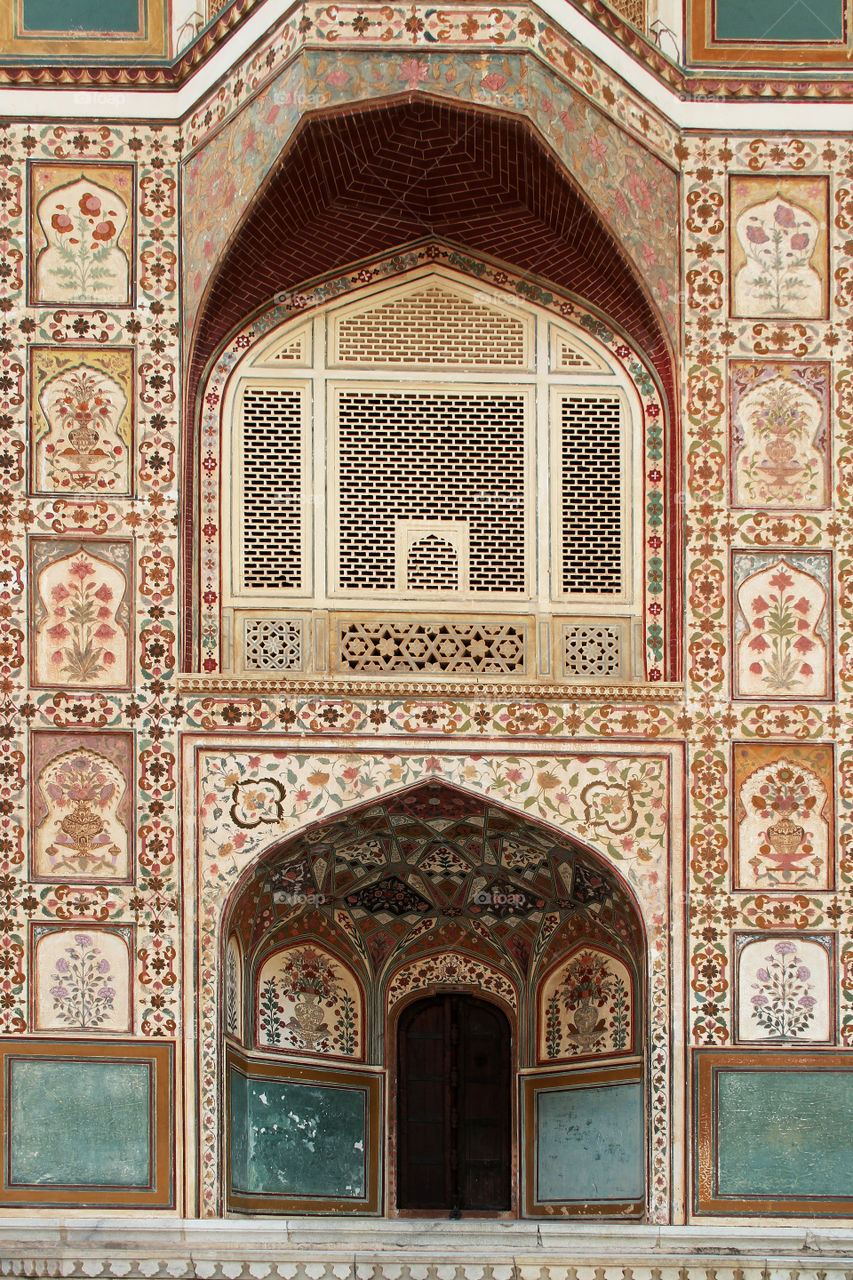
[1,0,853,1271]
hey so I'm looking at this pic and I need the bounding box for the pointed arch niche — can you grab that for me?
[221,780,647,1218]
[194,254,673,687]
[183,97,679,684]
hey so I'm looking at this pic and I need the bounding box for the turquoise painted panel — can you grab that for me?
[536,1081,644,1202]
[21,0,142,33]
[230,1068,367,1198]
[8,1059,150,1187]
[717,1070,853,1197]
[714,0,844,41]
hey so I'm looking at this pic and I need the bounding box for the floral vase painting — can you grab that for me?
[31,731,133,883]
[729,361,830,510]
[31,540,132,690]
[31,347,134,495]
[255,943,363,1059]
[537,946,633,1062]
[730,176,828,320]
[30,165,133,307]
[33,927,131,1033]
[732,743,833,891]
[736,935,831,1043]
[732,552,831,700]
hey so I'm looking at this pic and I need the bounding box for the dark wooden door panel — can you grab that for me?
[398,994,510,1213]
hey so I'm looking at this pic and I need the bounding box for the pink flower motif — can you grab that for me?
[749,661,763,675]
[51,212,74,234]
[51,583,70,604]
[94,583,114,602]
[92,220,116,243]
[68,558,95,580]
[774,204,797,228]
[94,624,116,640]
[588,135,608,165]
[481,72,507,91]
[769,569,793,591]
[790,233,810,250]
[793,635,815,654]
[47,623,70,640]
[79,193,101,218]
[102,651,116,664]
[792,596,811,615]
[325,67,350,88]
[748,634,769,652]
[800,663,814,676]
[775,939,797,955]
[397,58,429,90]
[751,594,770,614]
[746,224,769,244]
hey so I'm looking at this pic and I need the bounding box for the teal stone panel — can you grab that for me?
[20,0,142,33]
[230,1067,368,1199]
[8,1059,150,1187]
[717,1070,853,1197]
[536,1081,644,1202]
[714,0,844,41]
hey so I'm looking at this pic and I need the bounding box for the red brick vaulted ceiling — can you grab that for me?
[186,96,676,425]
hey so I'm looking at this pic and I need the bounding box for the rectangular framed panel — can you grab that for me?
[694,1049,853,1215]
[226,1046,383,1214]
[689,0,851,66]
[0,1038,173,1207]
[522,1062,644,1217]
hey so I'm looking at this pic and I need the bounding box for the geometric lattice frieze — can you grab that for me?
[240,386,304,591]
[335,390,527,594]
[562,621,625,679]
[242,616,304,671]
[333,283,531,369]
[559,394,622,596]
[334,616,528,674]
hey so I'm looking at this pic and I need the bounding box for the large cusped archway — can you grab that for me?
[220,779,647,1218]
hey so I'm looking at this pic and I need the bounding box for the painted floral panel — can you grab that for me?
[537,945,634,1063]
[225,936,243,1043]
[30,539,132,690]
[732,743,833,892]
[30,163,134,307]
[736,933,833,1043]
[729,175,829,319]
[32,925,132,1034]
[255,943,363,1060]
[731,551,832,700]
[30,730,133,883]
[387,951,518,1013]
[729,360,830,510]
[30,346,134,496]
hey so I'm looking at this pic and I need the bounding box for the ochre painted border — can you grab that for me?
[0,1037,174,1207]
[689,0,853,64]
[225,1044,383,1214]
[693,1049,853,1215]
[522,1060,645,1217]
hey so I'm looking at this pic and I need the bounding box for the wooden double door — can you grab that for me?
[397,994,512,1214]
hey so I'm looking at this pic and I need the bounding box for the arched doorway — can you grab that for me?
[397,994,511,1215]
[221,780,646,1218]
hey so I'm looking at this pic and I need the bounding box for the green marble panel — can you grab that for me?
[717,1069,853,1197]
[714,0,844,41]
[536,1081,644,1202]
[20,0,142,34]
[8,1058,150,1187]
[230,1068,368,1198]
